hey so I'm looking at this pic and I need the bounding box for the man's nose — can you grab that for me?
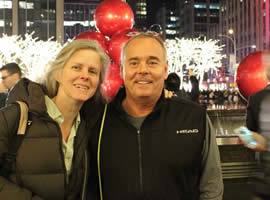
[138,62,149,73]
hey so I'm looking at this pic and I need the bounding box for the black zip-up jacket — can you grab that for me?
[0,78,98,200]
[90,88,223,200]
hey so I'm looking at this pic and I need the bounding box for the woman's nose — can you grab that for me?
[80,71,89,80]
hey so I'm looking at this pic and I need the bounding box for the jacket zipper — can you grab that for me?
[81,150,88,200]
[137,129,143,194]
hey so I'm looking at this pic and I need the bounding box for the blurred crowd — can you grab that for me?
[200,89,247,108]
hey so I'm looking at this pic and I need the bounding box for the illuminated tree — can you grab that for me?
[0,32,62,81]
[165,37,225,88]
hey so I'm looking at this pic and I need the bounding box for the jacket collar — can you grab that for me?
[111,87,165,118]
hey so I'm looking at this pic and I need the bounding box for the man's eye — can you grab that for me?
[130,62,138,66]
[149,61,158,65]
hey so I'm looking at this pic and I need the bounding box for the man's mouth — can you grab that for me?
[136,81,152,84]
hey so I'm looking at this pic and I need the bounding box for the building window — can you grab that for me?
[0,0,12,35]
[18,0,56,41]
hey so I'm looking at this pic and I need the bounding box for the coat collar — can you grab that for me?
[111,87,165,118]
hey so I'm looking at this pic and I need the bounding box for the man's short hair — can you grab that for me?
[120,32,167,65]
[0,62,22,77]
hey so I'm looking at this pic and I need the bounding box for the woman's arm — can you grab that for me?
[0,105,43,200]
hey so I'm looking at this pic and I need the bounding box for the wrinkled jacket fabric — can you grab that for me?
[0,78,92,200]
[90,88,208,200]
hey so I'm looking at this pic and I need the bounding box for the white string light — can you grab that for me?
[0,32,62,81]
[165,37,226,88]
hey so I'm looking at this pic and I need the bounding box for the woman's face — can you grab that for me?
[56,48,101,104]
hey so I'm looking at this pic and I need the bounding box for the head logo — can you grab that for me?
[176,129,199,134]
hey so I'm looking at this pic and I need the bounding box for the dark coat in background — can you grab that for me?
[246,85,270,132]
[246,84,270,200]
[0,92,6,109]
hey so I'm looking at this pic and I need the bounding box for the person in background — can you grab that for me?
[0,62,22,90]
[90,32,223,200]
[0,63,22,108]
[165,72,191,100]
[189,75,200,103]
[245,52,270,200]
[0,39,110,200]
[0,83,6,92]
[0,83,6,108]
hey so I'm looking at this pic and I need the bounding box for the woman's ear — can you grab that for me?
[54,69,62,83]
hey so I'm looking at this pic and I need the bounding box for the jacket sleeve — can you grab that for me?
[0,105,43,200]
[199,114,224,200]
[246,95,258,132]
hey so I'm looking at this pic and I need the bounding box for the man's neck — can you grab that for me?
[122,96,159,117]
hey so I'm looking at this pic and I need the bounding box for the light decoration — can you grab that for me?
[0,32,62,81]
[165,37,226,88]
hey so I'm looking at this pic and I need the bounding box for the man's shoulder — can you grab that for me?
[249,88,270,102]
[165,97,205,112]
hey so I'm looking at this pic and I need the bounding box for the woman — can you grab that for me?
[0,39,110,200]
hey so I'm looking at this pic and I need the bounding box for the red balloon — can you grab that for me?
[236,51,268,100]
[75,31,108,52]
[94,0,134,37]
[101,63,123,101]
[108,29,139,65]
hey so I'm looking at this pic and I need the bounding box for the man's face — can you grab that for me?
[121,37,168,102]
[0,70,18,89]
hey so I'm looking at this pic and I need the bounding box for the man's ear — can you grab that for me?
[13,73,20,81]
[164,61,168,80]
[120,64,124,79]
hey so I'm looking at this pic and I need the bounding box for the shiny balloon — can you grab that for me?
[108,28,139,65]
[101,63,123,101]
[75,31,108,52]
[236,51,268,100]
[94,0,135,37]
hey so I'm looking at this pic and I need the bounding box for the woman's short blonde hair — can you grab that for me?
[41,39,110,101]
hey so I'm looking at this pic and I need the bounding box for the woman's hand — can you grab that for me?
[164,89,177,98]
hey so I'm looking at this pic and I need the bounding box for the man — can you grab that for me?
[91,33,223,200]
[245,52,270,200]
[0,62,22,108]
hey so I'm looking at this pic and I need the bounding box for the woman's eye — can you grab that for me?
[89,69,97,74]
[72,66,80,70]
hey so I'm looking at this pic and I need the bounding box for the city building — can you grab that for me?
[0,0,60,41]
[217,0,268,68]
[155,0,180,39]
[0,0,63,42]
[126,0,148,31]
[178,0,220,39]
[0,0,101,43]
[127,0,180,39]
[64,0,100,41]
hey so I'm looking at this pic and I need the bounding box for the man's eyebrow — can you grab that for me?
[148,56,161,62]
[128,57,139,62]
